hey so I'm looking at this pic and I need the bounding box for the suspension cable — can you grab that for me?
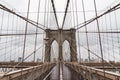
[5,44,44,74]
[75,2,120,30]
[62,0,70,29]
[0,4,45,31]
[71,37,118,70]
[51,0,59,29]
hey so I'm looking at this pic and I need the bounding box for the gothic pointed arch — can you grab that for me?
[44,28,77,62]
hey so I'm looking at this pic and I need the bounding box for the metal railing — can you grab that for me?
[65,62,120,80]
[0,62,56,80]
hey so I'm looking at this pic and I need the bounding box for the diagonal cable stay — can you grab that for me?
[0,4,46,31]
[75,2,120,30]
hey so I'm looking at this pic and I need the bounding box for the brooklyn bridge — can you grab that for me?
[0,0,120,80]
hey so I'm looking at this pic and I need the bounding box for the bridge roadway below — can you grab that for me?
[1,62,120,80]
[45,63,84,80]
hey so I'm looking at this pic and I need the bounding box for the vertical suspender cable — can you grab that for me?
[47,0,50,28]
[44,0,48,29]
[21,2,30,78]
[18,18,22,59]
[4,13,9,61]
[93,0,105,79]
[42,0,49,62]
[114,11,120,55]
[109,13,115,62]
[0,11,4,41]
[42,0,47,62]
[33,0,41,62]
[114,11,119,72]
[81,0,91,65]
[81,1,92,79]
[71,0,75,28]
[10,14,14,61]
[22,0,31,61]
[14,16,18,60]
[21,0,31,77]
[75,0,81,62]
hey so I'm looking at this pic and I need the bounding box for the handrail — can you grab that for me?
[64,62,120,80]
[0,62,56,80]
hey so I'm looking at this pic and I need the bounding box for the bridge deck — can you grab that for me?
[46,64,83,80]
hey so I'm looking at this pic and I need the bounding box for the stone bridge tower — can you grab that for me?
[44,28,77,62]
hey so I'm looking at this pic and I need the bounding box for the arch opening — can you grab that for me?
[44,29,77,62]
[50,40,58,62]
[62,40,71,62]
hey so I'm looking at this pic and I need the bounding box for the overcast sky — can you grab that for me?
[1,0,118,27]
